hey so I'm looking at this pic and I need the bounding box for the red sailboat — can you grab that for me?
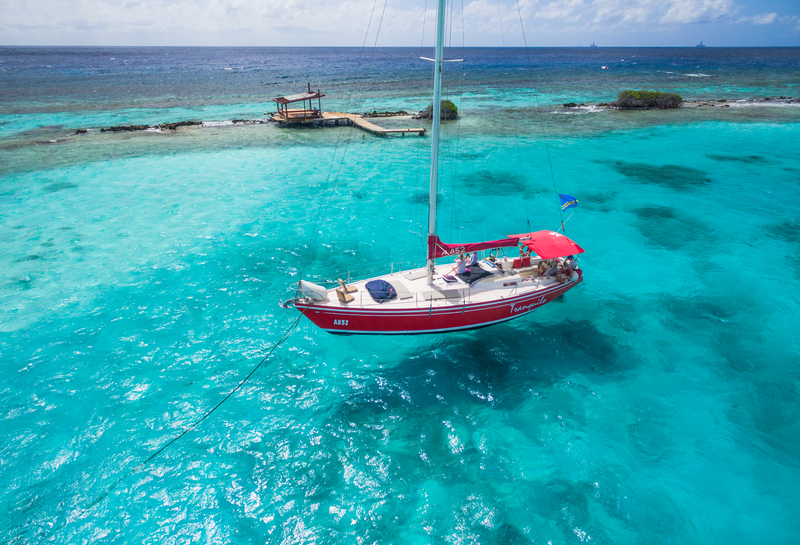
[280,0,584,335]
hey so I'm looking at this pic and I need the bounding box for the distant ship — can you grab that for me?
[590,42,598,48]
[696,40,706,48]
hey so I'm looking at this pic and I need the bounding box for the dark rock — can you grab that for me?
[158,120,201,130]
[363,110,409,118]
[75,129,88,134]
[563,102,577,108]
[101,125,150,132]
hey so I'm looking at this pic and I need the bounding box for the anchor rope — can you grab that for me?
[44,311,304,540]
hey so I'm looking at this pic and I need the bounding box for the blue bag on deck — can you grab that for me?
[365,279,397,303]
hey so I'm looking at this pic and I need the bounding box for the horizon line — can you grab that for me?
[2,44,798,49]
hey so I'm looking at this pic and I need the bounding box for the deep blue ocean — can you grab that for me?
[2,46,800,544]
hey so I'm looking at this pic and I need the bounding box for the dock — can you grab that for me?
[270,111,426,137]
[338,113,426,136]
[271,84,425,137]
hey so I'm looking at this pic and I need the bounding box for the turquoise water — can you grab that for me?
[2,47,800,543]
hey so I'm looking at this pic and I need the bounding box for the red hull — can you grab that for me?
[294,272,582,335]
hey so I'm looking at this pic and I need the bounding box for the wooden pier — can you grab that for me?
[338,113,426,136]
[270,111,425,137]
[271,85,425,136]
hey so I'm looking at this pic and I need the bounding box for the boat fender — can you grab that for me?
[298,280,329,302]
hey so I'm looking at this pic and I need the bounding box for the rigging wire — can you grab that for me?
[513,0,565,231]
[445,0,466,245]
[41,14,394,509]
[40,8,393,530]
[496,0,533,234]
[496,0,506,48]
[297,0,387,282]
[446,0,458,241]
[408,0,430,262]
[507,0,532,233]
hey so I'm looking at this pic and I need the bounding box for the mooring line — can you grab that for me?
[82,311,304,512]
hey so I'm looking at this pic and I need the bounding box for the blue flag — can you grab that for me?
[559,194,579,211]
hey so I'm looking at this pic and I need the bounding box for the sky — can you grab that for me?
[0,0,798,47]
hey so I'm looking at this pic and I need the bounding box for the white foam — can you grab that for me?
[202,120,235,127]
[552,105,605,115]
[726,101,800,109]
[685,73,713,78]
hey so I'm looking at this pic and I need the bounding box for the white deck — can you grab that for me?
[312,256,576,310]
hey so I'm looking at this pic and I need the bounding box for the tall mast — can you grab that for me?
[426,0,447,286]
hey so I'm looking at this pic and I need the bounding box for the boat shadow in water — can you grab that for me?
[335,318,631,418]
[309,321,648,543]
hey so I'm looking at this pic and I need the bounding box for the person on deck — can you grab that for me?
[455,253,468,275]
[469,251,479,266]
[556,264,568,284]
[537,261,549,277]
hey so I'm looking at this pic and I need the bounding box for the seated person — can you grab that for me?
[556,264,568,284]
[537,262,549,276]
[454,253,468,275]
[542,259,564,279]
[469,251,479,266]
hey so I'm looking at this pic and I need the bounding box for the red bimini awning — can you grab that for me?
[507,230,585,260]
[427,235,519,260]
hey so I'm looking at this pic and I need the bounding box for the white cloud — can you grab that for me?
[0,0,420,44]
[739,12,778,25]
[0,0,797,46]
[533,0,740,28]
[535,0,587,21]
[592,0,655,25]
[659,0,736,24]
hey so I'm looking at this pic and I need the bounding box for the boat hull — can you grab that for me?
[294,272,582,335]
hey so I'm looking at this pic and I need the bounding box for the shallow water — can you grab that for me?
[1,46,800,544]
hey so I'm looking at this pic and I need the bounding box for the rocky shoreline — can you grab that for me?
[71,96,800,136]
[75,119,269,135]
